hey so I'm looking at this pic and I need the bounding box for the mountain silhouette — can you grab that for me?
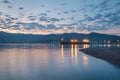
[0,31,119,43]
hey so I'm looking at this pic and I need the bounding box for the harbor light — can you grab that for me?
[75,39,78,42]
[71,40,74,42]
[83,38,90,43]
[70,39,78,43]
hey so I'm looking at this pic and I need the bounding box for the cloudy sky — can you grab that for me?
[0,0,120,35]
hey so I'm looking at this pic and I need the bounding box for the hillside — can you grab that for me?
[0,31,120,43]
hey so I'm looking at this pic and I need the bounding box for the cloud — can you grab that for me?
[116,10,120,14]
[0,12,3,15]
[41,5,45,7]
[1,0,13,9]
[60,18,65,20]
[7,5,12,8]
[39,16,49,22]
[78,8,86,12]
[2,0,12,5]
[104,13,113,17]
[10,22,46,31]
[82,14,95,21]
[46,10,51,13]
[85,16,95,21]
[96,0,111,12]
[60,3,66,6]
[93,13,120,29]
[46,24,57,30]
[39,15,60,22]
[19,7,23,10]
[94,14,103,19]
[50,18,60,22]
[66,27,75,30]
[10,25,21,30]
[70,10,77,13]
[70,17,75,20]
[85,0,111,13]
[87,25,108,31]
[27,16,37,21]
[39,13,47,16]
[0,0,120,35]
[60,22,77,27]
[63,11,69,14]
[99,0,110,8]
[115,2,120,7]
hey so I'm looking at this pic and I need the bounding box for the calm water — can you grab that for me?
[0,44,120,80]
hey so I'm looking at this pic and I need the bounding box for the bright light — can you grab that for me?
[70,39,78,43]
[71,40,74,42]
[83,38,90,43]
[75,39,78,42]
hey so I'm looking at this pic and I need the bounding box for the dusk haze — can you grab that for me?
[0,0,120,80]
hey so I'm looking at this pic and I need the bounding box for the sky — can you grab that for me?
[0,0,120,35]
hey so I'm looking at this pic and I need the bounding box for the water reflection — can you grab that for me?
[0,44,120,80]
[61,44,79,65]
[104,44,106,48]
[3,47,50,77]
[82,55,89,67]
[89,44,120,48]
[61,45,64,63]
[60,43,119,66]
[107,44,111,48]
[83,44,90,49]
[117,44,120,48]
[71,44,78,64]
[61,44,89,66]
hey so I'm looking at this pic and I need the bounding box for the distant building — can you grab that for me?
[70,39,78,42]
[82,38,90,43]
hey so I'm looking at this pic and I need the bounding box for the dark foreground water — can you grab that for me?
[0,44,120,80]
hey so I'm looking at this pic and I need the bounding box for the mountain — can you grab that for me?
[0,31,120,43]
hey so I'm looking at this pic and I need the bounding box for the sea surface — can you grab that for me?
[0,43,120,80]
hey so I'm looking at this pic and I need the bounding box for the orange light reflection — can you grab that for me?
[82,55,88,67]
[83,44,90,49]
[61,45,64,63]
[71,44,78,65]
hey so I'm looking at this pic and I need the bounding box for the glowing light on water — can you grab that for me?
[107,44,111,48]
[83,44,90,49]
[82,55,89,67]
[70,39,78,43]
[83,38,90,43]
[117,44,120,48]
[61,45,64,63]
[71,44,78,64]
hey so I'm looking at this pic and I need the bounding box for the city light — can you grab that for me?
[70,39,78,43]
[83,38,90,43]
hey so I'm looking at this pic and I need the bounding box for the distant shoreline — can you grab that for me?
[80,47,120,68]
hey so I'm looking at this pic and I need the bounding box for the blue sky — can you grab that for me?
[0,0,120,35]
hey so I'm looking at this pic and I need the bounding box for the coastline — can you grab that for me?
[80,47,120,67]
